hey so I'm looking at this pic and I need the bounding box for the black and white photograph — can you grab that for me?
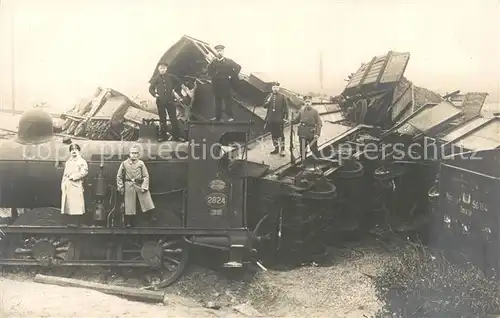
[0,0,499,317]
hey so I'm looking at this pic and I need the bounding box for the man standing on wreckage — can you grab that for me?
[291,95,322,165]
[207,44,242,121]
[149,61,184,142]
[263,81,289,156]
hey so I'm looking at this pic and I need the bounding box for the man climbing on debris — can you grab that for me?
[61,143,88,227]
[207,44,241,121]
[149,61,183,142]
[116,146,155,227]
[291,95,322,164]
[263,81,288,156]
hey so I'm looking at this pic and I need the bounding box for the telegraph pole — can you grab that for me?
[11,9,16,114]
[319,50,323,91]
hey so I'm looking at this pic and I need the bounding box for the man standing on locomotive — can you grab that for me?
[149,62,183,142]
[61,143,88,226]
[207,44,241,121]
[263,81,288,156]
[291,95,322,164]
[116,146,155,227]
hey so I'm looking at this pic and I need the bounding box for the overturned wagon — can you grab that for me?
[61,87,161,140]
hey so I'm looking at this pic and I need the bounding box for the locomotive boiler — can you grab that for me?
[0,108,260,287]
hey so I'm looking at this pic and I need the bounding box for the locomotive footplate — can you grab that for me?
[0,225,251,236]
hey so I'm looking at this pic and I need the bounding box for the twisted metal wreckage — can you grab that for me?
[0,35,498,284]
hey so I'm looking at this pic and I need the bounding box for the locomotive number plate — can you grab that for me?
[205,193,227,209]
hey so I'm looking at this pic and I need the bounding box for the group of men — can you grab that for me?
[60,42,324,225]
[149,44,241,141]
[263,82,322,161]
[148,43,323,162]
[61,144,154,227]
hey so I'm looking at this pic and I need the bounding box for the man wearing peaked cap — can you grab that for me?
[263,81,288,156]
[291,94,322,164]
[207,44,241,121]
[61,142,88,227]
[148,61,183,142]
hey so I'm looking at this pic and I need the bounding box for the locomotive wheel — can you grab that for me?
[122,237,189,289]
[28,237,80,263]
[253,210,282,265]
[8,207,80,277]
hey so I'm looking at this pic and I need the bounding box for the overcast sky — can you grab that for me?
[0,0,499,112]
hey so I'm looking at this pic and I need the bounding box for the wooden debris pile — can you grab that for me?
[60,87,162,141]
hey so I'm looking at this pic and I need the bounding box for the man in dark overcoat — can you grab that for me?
[207,44,241,121]
[263,81,289,156]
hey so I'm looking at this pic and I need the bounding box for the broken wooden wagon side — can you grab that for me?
[339,51,444,128]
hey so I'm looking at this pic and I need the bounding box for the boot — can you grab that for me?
[124,216,133,228]
[279,140,286,156]
[270,139,279,154]
[280,147,286,157]
[158,124,168,142]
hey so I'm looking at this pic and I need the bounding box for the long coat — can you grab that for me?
[263,92,289,124]
[207,57,241,92]
[61,155,88,215]
[116,159,155,215]
[291,106,323,139]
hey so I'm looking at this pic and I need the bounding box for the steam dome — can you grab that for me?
[16,108,55,145]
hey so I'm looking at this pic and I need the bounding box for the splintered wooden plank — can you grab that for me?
[345,64,369,89]
[380,52,410,84]
[391,86,412,121]
[441,117,491,142]
[362,56,387,85]
[461,92,488,120]
[92,96,128,119]
[123,107,159,124]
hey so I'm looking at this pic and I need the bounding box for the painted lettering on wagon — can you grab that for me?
[445,191,488,217]
[458,192,488,216]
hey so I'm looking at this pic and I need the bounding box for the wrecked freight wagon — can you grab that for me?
[336,51,443,128]
[244,51,492,263]
[369,92,489,239]
[60,87,164,140]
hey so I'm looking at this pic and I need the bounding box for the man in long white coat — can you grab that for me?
[61,143,88,226]
[116,146,155,227]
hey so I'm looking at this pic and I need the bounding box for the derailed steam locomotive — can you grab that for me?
[0,108,264,287]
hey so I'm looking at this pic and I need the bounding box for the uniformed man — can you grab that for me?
[116,146,155,227]
[149,62,183,141]
[263,81,288,156]
[61,143,88,227]
[291,95,322,163]
[207,44,241,121]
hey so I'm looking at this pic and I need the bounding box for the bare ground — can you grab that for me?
[0,238,394,317]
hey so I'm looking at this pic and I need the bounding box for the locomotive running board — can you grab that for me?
[0,226,251,236]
